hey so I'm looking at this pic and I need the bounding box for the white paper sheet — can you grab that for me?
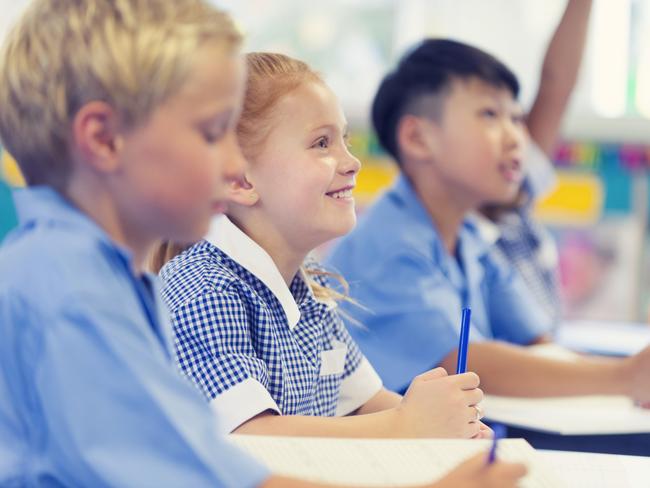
[483,394,650,435]
[229,435,563,487]
[555,320,650,357]
[539,450,650,488]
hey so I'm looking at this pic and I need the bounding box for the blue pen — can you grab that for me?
[456,307,471,374]
[488,424,506,464]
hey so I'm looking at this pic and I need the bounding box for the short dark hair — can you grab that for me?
[371,38,520,163]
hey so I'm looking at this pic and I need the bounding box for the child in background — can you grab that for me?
[326,38,650,403]
[479,0,593,325]
[0,1,526,487]
[155,52,490,440]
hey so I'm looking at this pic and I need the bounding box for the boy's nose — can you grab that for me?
[504,120,526,150]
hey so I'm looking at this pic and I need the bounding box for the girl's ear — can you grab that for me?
[227,172,260,207]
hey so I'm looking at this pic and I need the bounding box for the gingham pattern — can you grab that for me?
[160,240,364,417]
[494,208,561,325]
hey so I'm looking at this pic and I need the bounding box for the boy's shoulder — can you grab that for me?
[0,218,129,316]
[355,178,435,243]
[159,240,245,312]
[333,189,438,270]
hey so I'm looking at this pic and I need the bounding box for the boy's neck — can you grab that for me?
[406,172,469,256]
[66,178,152,275]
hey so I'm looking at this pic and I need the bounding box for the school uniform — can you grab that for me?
[326,174,553,393]
[489,142,562,324]
[0,187,268,487]
[160,215,383,434]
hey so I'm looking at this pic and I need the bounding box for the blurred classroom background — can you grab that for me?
[2,0,650,322]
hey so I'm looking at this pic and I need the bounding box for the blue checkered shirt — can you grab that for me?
[493,209,561,325]
[492,143,562,325]
[160,240,377,431]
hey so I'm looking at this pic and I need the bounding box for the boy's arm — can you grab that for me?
[439,340,650,402]
[527,0,593,156]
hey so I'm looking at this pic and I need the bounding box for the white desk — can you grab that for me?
[539,450,650,488]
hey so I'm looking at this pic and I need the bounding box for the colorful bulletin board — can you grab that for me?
[0,148,21,242]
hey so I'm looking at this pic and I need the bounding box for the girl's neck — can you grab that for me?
[229,214,308,287]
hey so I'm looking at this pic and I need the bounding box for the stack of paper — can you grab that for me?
[229,435,563,487]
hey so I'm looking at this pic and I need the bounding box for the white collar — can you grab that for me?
[466,212,502,246]
[205,215,301,329]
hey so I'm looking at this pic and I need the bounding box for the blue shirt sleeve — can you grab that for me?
[2,291,269,488]
[172,290,272,399]
[484,257,554,344]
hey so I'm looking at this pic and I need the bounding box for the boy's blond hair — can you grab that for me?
[0,0,242,191]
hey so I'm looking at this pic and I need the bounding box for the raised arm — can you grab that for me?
[527,0,593,156]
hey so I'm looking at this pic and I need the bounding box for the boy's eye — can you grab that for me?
[512,114,526,125]
[200,118,231,145]
[480,108,498,118]
[203,132,221,144]
[202,126,228,144]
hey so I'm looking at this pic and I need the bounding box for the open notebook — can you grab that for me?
[229,435,563,487]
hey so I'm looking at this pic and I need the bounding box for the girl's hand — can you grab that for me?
[397,367,484,438]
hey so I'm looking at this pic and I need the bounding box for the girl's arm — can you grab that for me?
[235,368,483,439]
[351,387,401,414]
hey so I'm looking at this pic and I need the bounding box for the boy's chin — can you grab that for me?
[486,187,521,206]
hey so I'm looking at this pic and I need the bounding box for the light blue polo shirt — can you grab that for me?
[326,174,553,393]
[0,187,269,487]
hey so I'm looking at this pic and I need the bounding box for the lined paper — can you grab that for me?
[229,435,563,487]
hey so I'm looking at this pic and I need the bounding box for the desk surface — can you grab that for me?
[506,425,650,457]
[539,450,650,488]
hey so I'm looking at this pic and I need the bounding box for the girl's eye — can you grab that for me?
[313,136,329,149]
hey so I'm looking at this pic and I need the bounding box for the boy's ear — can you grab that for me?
[71,101,123,173]
[396,115,440,163]
[227,173,260,207]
